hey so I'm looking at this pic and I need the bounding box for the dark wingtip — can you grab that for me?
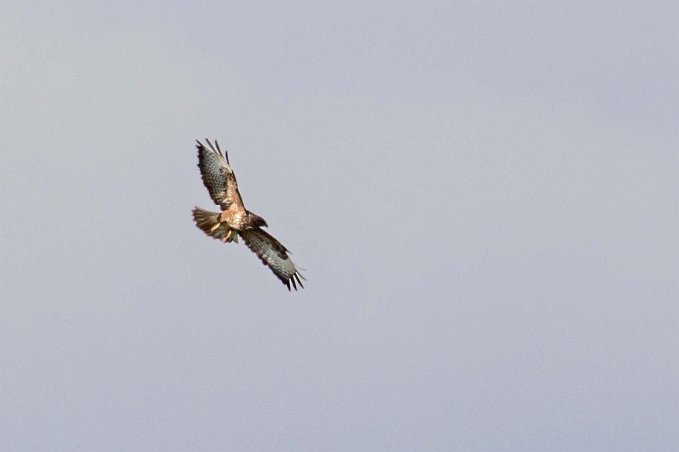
[203,138,228,161]
[291,273,304,290]
[214,139,229,163]
[284,273,304,291]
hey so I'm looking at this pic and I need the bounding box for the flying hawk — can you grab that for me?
[192,139,304,290]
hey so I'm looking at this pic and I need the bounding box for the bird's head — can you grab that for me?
[249,212,268,228]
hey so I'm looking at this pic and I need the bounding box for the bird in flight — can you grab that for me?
[192,139,304,290]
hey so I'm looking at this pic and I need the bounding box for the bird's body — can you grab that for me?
[192,139,304,290]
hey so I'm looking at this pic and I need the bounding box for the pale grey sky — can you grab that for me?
[1,1,678,451]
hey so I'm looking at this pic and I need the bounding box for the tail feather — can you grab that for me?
[192,207,237,243]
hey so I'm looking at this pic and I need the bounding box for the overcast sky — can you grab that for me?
[1,1,678,451]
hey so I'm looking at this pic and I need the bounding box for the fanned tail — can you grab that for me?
[192,207,238,243]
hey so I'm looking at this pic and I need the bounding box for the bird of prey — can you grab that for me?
[192,139,304,290]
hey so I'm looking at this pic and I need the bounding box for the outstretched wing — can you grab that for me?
[241,228,305,291]
[196,139,245,210]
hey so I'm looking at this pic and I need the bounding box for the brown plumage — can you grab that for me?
[192,139,304,290]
